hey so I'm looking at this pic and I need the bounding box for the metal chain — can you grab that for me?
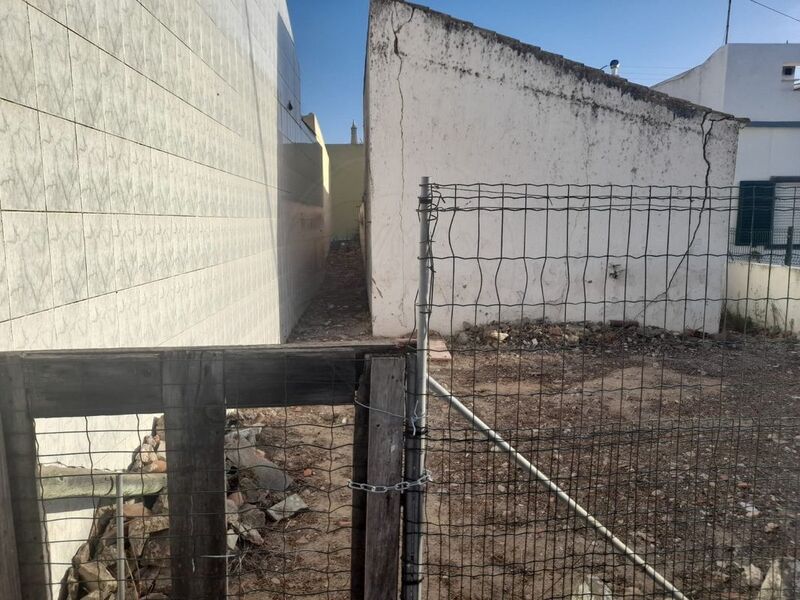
[347,470,433,494]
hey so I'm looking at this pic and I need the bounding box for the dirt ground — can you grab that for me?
[232,241,369,598]
[288,241,372,342]
[232,245,800,599]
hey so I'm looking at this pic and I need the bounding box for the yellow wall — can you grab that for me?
[328,144,365,241]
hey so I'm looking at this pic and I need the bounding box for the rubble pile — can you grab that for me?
[61,414,307,599]
[452,318,716,353]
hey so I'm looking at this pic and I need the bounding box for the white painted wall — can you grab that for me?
[654,44,800,265]
[0,0,329,594]
[365,0,741,337]
[734,127,800,181]
[654,44,800,121]
[727,262,800,333]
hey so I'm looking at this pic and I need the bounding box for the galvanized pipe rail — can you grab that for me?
[402,176,432,600]
[427,375,690,600]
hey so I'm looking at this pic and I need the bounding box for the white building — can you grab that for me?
[0,0,329,592]
[653,44,800,254]
[365,0,741,337]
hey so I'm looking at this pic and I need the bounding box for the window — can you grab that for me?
[736,179,800,247]
[782,64,800,89]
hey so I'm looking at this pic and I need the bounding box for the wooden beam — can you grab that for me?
[0,409,22,597]
[364,356,405,600]
[0,356,50,599]
[350,360,371,600]
[223,347,357,408]
[8,342,402,418]
[163,350,226,600]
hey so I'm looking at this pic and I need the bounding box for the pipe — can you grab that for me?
[402,176,432,600]
[115,473,126,600]
[427,375,690,600]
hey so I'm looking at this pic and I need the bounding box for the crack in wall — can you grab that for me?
[391,5,415,322]
[635,111,737,323]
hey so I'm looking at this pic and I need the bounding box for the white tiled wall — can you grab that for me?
[1,1,330,593]
[0,0,330,352]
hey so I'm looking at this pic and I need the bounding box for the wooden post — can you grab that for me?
[350,360,371,600]
[0,406,22,597]
[163,350,226,600]
[0,356,49,599]
[785,226,794,266]
[364,357,405,599]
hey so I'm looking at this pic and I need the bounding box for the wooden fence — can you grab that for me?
[0,341,408,600]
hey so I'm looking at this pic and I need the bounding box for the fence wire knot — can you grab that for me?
[347,470,433,494]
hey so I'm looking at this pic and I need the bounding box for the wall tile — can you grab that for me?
[133,144,153,214]
[2,210,53,317]
[143,11,162,83]
[106,134,131,213]
[86,292,118,347]
[0,1,36,107]
[83,212,115,295]
[65,0,97,43]
[122,0,145,72]
[97,0,124,59]
[101,52,127,138]
[53,298,89,348]
[11,309,55,350]
[0,100,45,211]
[124,69,148,144]
[76,125,109,212]
[0,216,8,322]
[0,320,10,350]
[48,212,88,305]
[112,214,137,289]
[116,285,142,347]
[30,8,74,119]
[69,32,105,129]
[39,113,81,212]
[28,0,67,22]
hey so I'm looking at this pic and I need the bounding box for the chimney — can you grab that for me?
[350,121,358,145]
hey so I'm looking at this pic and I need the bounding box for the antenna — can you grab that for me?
[725,0,732,44]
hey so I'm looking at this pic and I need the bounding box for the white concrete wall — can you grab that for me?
[727,261,800,333]
[654,44,800,264]
[652,46,729,112]
[365,0,741,337]
[724,45,800,122]
[0,0,329,593]
[735,127,800,181]
[653,44,800,121]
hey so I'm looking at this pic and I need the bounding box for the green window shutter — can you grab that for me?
[736,181,775,246]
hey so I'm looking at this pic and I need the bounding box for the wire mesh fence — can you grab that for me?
[28,407,356,599]
[0,347,399,600]
[416,181,800,599]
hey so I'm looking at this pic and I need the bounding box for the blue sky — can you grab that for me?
[287,0,800,144]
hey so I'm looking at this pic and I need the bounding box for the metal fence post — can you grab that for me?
[402,176,431,600]
[785,226,794,266]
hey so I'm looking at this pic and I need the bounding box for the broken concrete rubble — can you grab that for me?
[61,413,305,599]
[757,558,800,600]
[267,494,308,522]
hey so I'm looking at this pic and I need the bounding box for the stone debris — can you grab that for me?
[741,563,764,588]
[757,558,800,600]
[61,412,302,599]
[569,575,614,599]
[267,494,308,522]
